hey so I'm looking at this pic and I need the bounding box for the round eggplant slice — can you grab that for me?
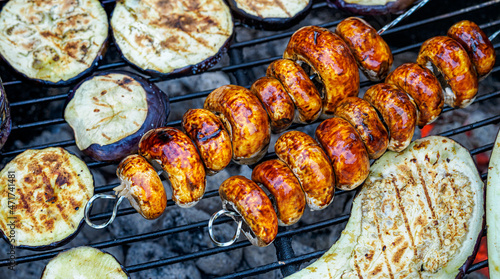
[64,71,169,162]
[0,78,10,150]
[287,136,484,279]
[0,147,94,250]
[0,0,108,86]
[227,0,312,30]
[488,129,500,278]
[327,0,419,15]
[41,246,129,279]
[111,0,233,77]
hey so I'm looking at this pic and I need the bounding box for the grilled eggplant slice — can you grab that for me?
[0,78,10,150]
[227,0,312,30]
[487,129,500,278]
[111,0,233,77]
[0,147,94,250]
[41,246,129,278]
[327,0,419,15]
[0,0,108,85]
[64,71,169,162]
[288,136,484,279]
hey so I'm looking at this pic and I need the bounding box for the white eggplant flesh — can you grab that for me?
[487,129,500,278]
[41,246,129,278]
[288,136,484,279]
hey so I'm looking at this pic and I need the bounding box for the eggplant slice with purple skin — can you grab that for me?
[0,78,10,150]
[111,0,233,77]
[64,71,169,162]
[227,0,312,30]
[0,0,109,86]
[327,0,419,15]
[41,246,129,278]
[287,136,484,279]
[0,148,94,250]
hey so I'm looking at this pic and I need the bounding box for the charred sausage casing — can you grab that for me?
[204,85,271,165]
[252,159,306,226]
[182,109,232,175]
[275,131,335,210]
[115,154,167,220]
[219,176,278,247]
[139,127,206,208]
[316,117,370,190]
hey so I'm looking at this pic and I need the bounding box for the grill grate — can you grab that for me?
[0,0,499,278]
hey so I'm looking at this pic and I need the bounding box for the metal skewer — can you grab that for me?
[378,0,432,35]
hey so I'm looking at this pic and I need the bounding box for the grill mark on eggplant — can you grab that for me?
[372,197,395,279]
[417,167,444,249]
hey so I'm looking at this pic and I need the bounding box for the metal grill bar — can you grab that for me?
[0,0,497,278]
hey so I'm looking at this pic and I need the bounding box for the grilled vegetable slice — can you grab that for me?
[288,136,484,279]
[327,0,419,15]
[0,148,94,250]
[0,0,108,85]
[111,0,233,77]
[227,0,312,30]
[0,78,10,150]
[64,71,169,162]
[487,128,500,278]
[41,246,129,278]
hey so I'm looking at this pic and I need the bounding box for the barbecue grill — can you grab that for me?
[0,0,498,278]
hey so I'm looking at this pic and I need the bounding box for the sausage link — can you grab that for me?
[266,59,322,123]
[204,85,271,165]
[219,176,278,247]
[336,17,393,81]
[115,154,167,219]
[315,117,370,190]
[251,76,295,133]
[275,131,335,210]
[139,127,206,208]
[182,109,232,175]
[284,26,359,117]
[364,83,417,152]
[334,97,389,159]
[417,36,478,108]
[252,159,306,226]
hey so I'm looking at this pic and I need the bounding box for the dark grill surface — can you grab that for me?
[0,0,499,278]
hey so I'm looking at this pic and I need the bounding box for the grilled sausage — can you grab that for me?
[115,154,167,220]
[447,20,496,80]
[315,117,370,190]
[219,176,278,247]
[252,159,306,226]
[251,76,295,133]
[417,36,478,108]
[386,63,444,127]
[204,85,271,165]
[335,17,393,81]
[266,59,322,123]
[139,127,206,208]
[364,83,417,152]
[275,131,335,210]
[182,109,232,175]
[334,97,389,159]
[284,26,359,117]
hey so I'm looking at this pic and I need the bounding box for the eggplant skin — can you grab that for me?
[64,71,169,162]
[0,0,109,86]
[111,0,233,77]
[227,0,312,30]
[287,136,484,279]
[0,79,11,150]
[0,148,94,250]
[327,0,419,15]
[41,246,129,279]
